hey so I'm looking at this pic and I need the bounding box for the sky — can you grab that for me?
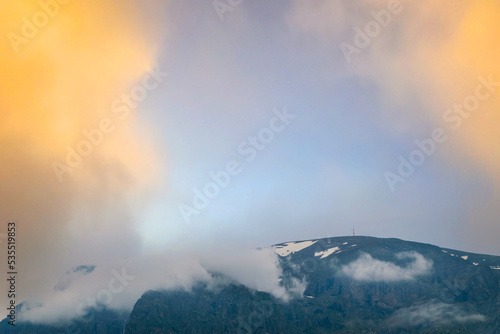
[1,0,500,324]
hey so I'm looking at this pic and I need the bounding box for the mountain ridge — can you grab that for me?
[125,235,500,333]
[2,235,500,333]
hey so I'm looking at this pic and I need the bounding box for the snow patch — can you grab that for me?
[274,240,317,257]
[342,242,348,245]
[472,262,479,266]
[461,256,468,260]
[490,266,500,270]
[314,246,340,259]
[306,295,314,299]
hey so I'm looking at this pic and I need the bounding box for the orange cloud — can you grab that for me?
[0,0,164,308]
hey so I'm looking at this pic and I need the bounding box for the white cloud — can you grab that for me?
[17,246,295,324]
[342,251,432,281]
[388,300,486,328]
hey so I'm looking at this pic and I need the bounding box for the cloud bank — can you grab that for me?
[342,252,432,281]
[387,300,486,328]
[18,246,291,324]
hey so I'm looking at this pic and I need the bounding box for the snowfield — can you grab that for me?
[274,240,317,257]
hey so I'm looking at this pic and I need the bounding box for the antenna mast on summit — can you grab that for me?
[353,226,355,237]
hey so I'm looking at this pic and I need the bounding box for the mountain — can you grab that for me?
[2,236,500,333]
[53,265,96,291]
[125,236,500,333]
[0,263,129,334]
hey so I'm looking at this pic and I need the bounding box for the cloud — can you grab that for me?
[387,300,486,328]
[286,277,308,298]
[0,2,302,325]
[0,0,165,318]
[287,0,500,251]
[342,252,432,281]
[17,246,294,324]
